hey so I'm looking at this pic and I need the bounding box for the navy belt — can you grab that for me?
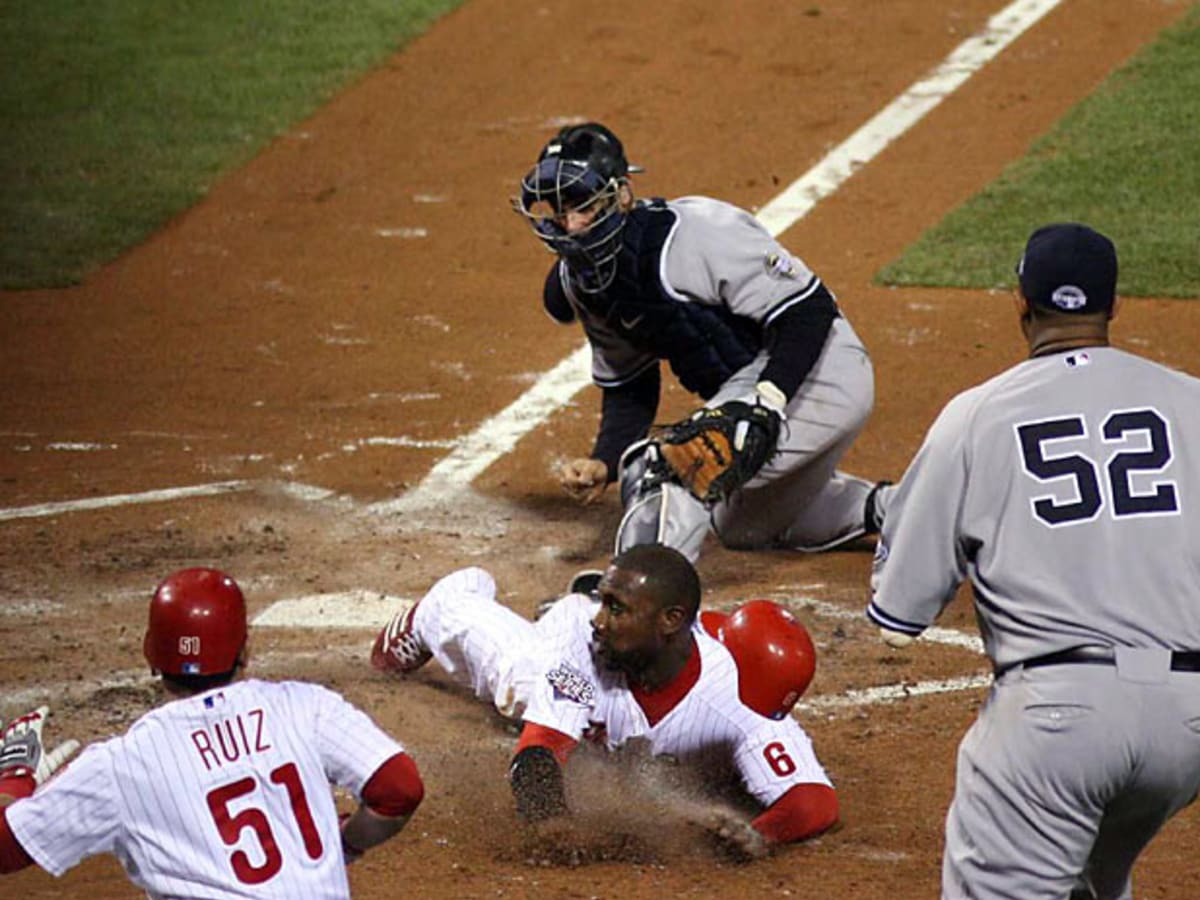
[998,646,1200,677]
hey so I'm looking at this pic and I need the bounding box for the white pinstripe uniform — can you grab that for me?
[412,568,831,802]
[6,679,403,899]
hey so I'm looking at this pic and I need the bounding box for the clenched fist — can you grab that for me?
[558,457,609,505]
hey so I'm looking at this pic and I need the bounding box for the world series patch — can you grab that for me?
[547,662,595,706]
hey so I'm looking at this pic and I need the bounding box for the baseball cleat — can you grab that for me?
[370,598,431,674]
[533,569,604,622]
[567,569,604,596]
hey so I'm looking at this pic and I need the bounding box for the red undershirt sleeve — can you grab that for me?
[751,783,839,844]
[0,808,34,874]
[360,752,424,817]
[514,722,579,766]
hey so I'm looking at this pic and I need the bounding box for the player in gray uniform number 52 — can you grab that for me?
[513,122,891,562]
[868,223,1200,899]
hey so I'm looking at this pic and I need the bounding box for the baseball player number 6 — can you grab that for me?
[763,742,797,777]
[207,762,322,884]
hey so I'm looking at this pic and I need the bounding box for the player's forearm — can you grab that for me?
[341,752,424,860]
[592,368,661,481]
[340,805,411,860]
[758,288,838,400]
[0,809,34,874]
[751,783,839,844]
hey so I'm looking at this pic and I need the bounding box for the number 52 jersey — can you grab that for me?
[7,679,403,899]
[870,347,1200,670]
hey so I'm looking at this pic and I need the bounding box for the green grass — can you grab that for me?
[879,6,1200,300]
[0,0,462,289]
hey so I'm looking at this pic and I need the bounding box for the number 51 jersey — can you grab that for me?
[870,346,1200,671]
[7,678,403,899]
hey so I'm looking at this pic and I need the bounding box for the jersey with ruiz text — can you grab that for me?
[7,678,403,899]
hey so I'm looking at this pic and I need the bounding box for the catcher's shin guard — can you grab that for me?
[615,438,708,561]
[615,483,708,563]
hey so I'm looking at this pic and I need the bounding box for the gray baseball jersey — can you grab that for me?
[7,679,403,899]
[556,196,881,559]
[869,345,1200,898]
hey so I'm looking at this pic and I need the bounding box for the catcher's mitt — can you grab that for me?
[653,400,781,504]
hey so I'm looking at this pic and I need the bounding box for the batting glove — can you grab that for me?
[0,706,80,802]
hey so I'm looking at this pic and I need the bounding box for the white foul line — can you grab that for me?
[0,0,1062,524]
[0,481,252,523]
[756,0,1063,233]
[369,0,1064,515]
[0,480,335,523]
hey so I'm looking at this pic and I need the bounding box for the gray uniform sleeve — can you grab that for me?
[867,388,984,635]
[662,196,824,324]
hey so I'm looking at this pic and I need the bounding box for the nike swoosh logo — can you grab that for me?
[619,315,644,330]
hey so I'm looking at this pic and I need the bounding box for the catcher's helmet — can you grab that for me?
[513,122,638,293]
[143,567,247,677]
[705,600,817,720]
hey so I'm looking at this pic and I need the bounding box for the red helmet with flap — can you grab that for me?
[143,567,247,677]
[703,600,817,720]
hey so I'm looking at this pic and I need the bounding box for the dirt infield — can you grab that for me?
[3,1,1198,897]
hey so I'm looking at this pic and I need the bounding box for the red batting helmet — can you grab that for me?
[144,568,247,677]
[708,600,817,720]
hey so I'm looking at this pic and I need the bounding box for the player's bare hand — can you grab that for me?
[681,802,768,861]
[705,808,769,860]
[558,458,609,505]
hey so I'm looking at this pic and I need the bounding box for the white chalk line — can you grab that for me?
[367,0,1063,516]
[0,0,1060,527]
[0,480,336,523]
[251,589,989,714]
[6,591,988,715]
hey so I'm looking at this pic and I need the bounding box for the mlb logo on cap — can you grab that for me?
[1016,223,1117,314]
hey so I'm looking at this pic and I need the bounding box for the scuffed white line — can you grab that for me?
[10,594,989,713]
[366,344,593,516]
[756,0,1063,233]
[1,646,367,710]
[0,480,334,523]
[374,0,1063,515]
[354,436,459,450]
[46,442,118,452]
[376,227,428,238]
[0,481,252,522]
[796,673,992,713]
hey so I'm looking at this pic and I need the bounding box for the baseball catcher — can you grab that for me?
[513,121,892,561]
[652,400,782,505]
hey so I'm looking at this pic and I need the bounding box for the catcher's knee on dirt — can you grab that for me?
[615,441,708,561]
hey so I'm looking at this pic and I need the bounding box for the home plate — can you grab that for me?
[253,591,410,629]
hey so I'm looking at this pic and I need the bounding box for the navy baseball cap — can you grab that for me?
[1016,223,1118,314]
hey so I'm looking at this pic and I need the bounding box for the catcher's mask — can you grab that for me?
[144,567,248,677]
[513,122,640,293]
[704,600,817,719]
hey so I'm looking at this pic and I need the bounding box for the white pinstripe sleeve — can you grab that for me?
[7,741,120,876]
[733,718,832,807]
[303,682,405,796]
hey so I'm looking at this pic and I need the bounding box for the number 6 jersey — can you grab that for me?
[868,346,1200,670]
[525,595,832,808]
[6,679,404,899]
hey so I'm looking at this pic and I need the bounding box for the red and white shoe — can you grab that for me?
[370,598,431,673]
